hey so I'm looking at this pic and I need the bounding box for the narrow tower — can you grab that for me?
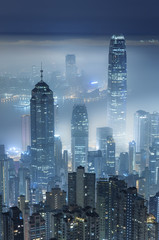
[107,35,127,154]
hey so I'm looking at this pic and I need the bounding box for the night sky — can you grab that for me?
[0,0,159,35]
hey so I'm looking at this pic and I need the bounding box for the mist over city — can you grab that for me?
[1,35,159,151]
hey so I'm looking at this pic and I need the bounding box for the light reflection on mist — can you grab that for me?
[0,35,159,151]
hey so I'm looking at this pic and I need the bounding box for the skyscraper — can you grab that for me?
[149,192,159,223]
[29,213,45,240]
[0,194,2,240]
[96,127,113,155]
[107,35,127,153]
[134,110,150,152]
[71,104,88,171]
[0,145,9,210]
[97,178,147,240]
[21,114,31,152]
[68,166,95,208]
[65,54,77,86]
[106,136,116,175]
[88,150,103,178]
[129,140,136,173]
[30,69,54,190]
[96,177,127,239]
[119,152,129,175]
[54,135,62,178]
[3,207,24,240]
[149,111,159,146]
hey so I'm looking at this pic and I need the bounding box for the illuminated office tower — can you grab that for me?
[96,127,113,155]
[30,69,54,189]
[106,136,116,175]
[0,194,2,240]
[65,54,77,86]
[134,110,150,152]
[149,112,159,146]
[71,104,88,171]
[107,35,127,153]
[54,135,62,178]
[88,150,103,178]
[0,145,9,210]
[21,114,31,152]
[129,140,136,173]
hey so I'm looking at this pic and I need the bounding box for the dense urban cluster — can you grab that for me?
[0,35,159,240]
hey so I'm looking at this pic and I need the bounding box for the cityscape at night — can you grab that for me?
[1,0,159,239]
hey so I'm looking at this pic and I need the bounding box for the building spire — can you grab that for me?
[40,62,43,82]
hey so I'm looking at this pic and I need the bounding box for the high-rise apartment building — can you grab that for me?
[29,213,45,240]
[107,35,127,154]
[52,206,99,240]
[46,187,66,210]
[30,69,54,189]
[97,178,147,240]
[71,104,88,171]
[3,207,24,240]
[97,177,127,239]
[68,166,95,208]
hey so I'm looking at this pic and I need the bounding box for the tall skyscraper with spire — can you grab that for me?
[107,35,127,154]
[30,68,54,190]
[71,104,88,171]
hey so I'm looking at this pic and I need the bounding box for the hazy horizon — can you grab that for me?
[0,34,159,152]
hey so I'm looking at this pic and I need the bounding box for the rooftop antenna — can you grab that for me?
[40,62,43,82]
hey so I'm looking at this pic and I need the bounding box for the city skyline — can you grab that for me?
[0,34,159,239]
[1,0,159,239]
